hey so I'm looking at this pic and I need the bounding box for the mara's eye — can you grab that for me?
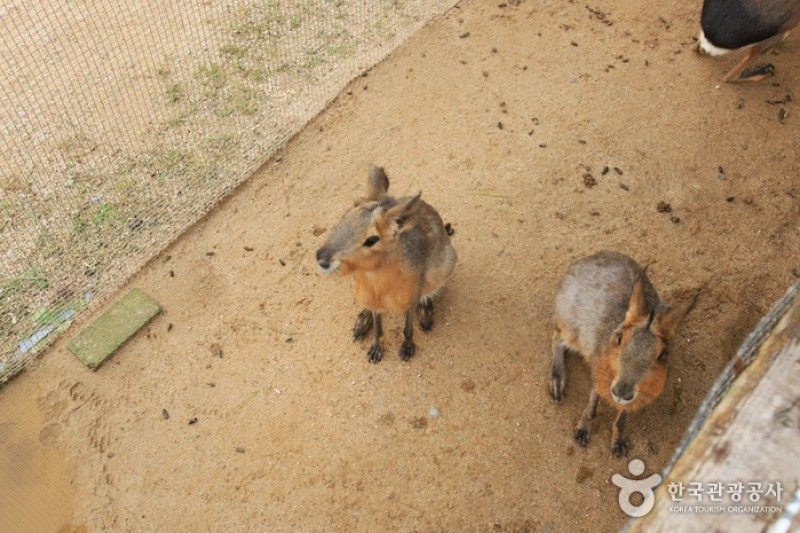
[658,348,670,361]
[363,235,380,247]
[615,332,623,346]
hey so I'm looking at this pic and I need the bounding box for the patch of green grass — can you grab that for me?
[155,149,189,184]
[156,66,172,78]
[167,102,199,128]
[3,269,49,293]
[196,62,228,90]
[229,83,258,115]
[165,83,183,103]
[92,202,119,226]
[221,44,247,58]
[34,230,63,260]
[326,42,353,57]
[290,14,302,29]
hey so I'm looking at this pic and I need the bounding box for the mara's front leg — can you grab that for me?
[367,312,384,364]
[574,388,599,447]
[611,411,628,457]
[400,307,416,361]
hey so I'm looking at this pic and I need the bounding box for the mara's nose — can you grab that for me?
[612,382,636,403]
[316,248,331,270]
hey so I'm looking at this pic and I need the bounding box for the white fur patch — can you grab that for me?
[319,259,341,274]
[698,30,731,56]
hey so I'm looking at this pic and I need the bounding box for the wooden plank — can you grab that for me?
[629,286,800,532]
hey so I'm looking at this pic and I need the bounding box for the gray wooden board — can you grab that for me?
[629,289,800,532]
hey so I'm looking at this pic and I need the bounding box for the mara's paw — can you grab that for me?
[612,438,629,458]
[367,343,383,364]
[574,427,590,448]
[418,299,434,332]
[549,375,565,403]
[399,339,416,361]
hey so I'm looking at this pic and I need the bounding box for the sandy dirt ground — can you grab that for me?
[2,0,800,531]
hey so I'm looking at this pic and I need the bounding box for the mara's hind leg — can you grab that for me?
[550,330,568,402]
[353,309,374,340]
[418,296,434,332]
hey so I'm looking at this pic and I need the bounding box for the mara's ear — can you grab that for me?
[624,276,652,327]
[366,165,389,201]
[383,193,421,235]
[652,290,699,340]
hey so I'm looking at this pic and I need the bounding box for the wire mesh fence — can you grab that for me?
[0,0,456,384]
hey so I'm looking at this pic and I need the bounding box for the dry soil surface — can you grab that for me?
[2,0,800,531]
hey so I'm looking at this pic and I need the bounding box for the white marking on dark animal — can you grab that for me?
[698,30,731,56]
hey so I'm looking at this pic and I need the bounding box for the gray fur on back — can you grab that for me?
[554,251,663,361]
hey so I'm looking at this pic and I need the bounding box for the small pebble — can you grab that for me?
[613,167,623,175]
[188,417,198,425]
[619,183,629,191]
[601,166,610,175]
[235,447,245,454]
[429,407,441,418]
[162,408,170,420]
[206,251,215,257]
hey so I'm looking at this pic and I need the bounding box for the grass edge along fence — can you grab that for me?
[0,0,457,385]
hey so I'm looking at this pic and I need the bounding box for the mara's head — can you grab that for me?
[595,277,697,412]
[315,165,421,275]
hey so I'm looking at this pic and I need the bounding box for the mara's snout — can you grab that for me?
[315,246,337,273]
[610,379,637,405]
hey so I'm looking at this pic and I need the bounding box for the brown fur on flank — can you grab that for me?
[316,165,456,363]
[549,251,697,456]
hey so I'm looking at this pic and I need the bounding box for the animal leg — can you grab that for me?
[400,307,416,361]
[418,296,434,332]
[723,33,786,82]
[611,411,629,457]
[367,312,384,364]
[550,332,568,402]
[574,389,599,447]
[353,309,373,340]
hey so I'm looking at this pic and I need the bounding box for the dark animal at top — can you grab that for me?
[698,0,800,81]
